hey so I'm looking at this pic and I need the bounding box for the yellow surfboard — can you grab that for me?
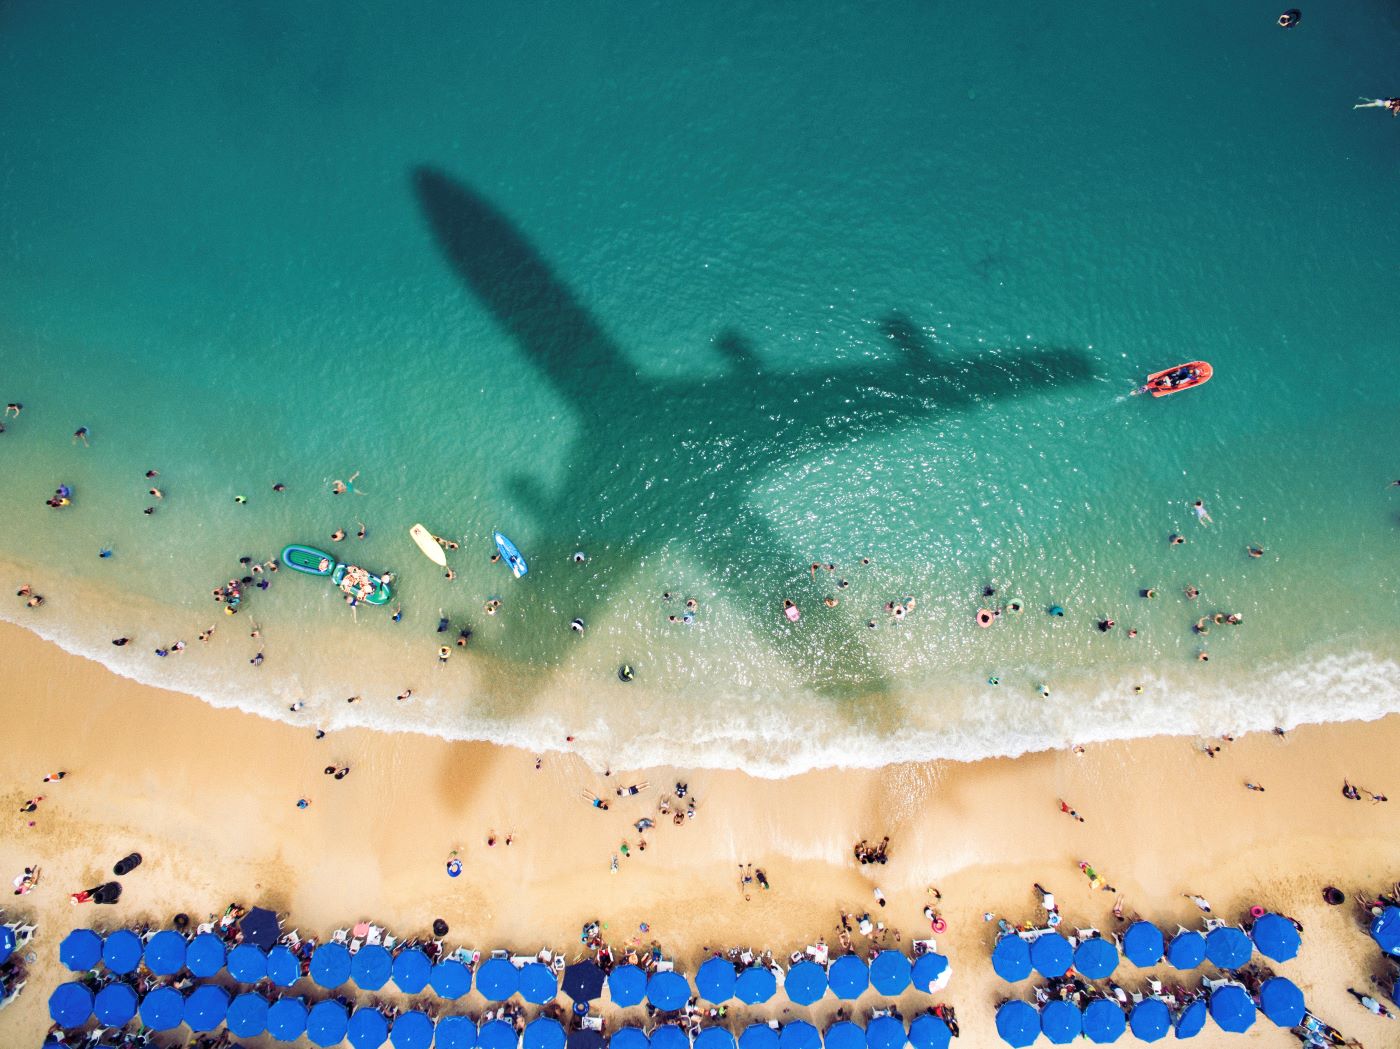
[409,523,448,567]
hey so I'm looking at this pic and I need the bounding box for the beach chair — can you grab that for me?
[196,922,215,935]
[740,949,755,966]
[383,934,397,950]
[281,929,300,946]
[789,951,803,965]
[1146,978,1162,995]
[349,938,363,954]
[491,948,509,960]
[538,949,553,964]
[332,928,350,945]
[552,955,566,974]
[582,1016,604,1032]
[656,959,675,972]
[806,944,828,965]
[911,939,936,956]
[1200,975,1229,992]
[1202,918,1225,933]
[366,926,383,946]
[1074,928,1099,944]
[14,924,36,946]
[511,954,534,968]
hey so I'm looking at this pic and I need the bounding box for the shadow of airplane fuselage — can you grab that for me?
[412,167,1097,693]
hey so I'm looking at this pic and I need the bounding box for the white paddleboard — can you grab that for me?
[409,523,448,567]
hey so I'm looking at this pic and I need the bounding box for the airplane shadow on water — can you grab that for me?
[410,166,1099,701]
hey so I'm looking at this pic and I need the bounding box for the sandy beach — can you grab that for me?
[2,619,1398,1047]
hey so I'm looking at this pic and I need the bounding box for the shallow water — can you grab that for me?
[2,1,1399,773]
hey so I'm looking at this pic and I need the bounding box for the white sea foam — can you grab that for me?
[8,602,1399,780]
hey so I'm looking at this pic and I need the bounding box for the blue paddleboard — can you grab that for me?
[493,531,528,578]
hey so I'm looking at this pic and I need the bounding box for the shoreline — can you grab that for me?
[2,622,1400,1047]
[4,551,1399,778]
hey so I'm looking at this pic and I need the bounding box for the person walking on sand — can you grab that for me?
[1343,780,1362,800]
[1192,499,1213,525]
[1184,893,1212,913]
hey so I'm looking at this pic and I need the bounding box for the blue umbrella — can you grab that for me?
[1128,999,1169,1043]
[1082,999,1126,1044]
[610,964,648,1006]
[0,925,14,965]
[778,1021,820,1049]
[60,928,102,971]
[48,982,93,1027]
[784,961,827,1005]
[391,1010,435,1049]
[393,948,433,994]
[94,983,138,1026]
[143,930,187,975]
[267,943,302,986]
[267,997,309,1041]
[525,1018,567,1049]
[907,1016,951,1049]
[432,959,473,999]
[612,1029,650,1049]
[1072,937,1117,980]
[569,1033,605,1049]
[139,985,184,1030]
[309,1000,351,1047]
[186,932,226,977]
[736,966,777,1004]
[1205,927,1252,969]
[562,957,607,997]
[697,957,738,1002]
[436,1015,478,1049]
[828,955,870,999]
[477,957,521,1000]
[479,1019,520,1049]
[312,941,352,988]
[1173,999,1207,1039]
[1040,1000,1080,1045]
[1372,906,1400,956]
[870,952,912,995]
[1251,914,1302,962]
[241,906,282,949]
[1260,977,1306,1027]
[1030,933,1072,978]
[1209,985,1256,1033]
[1121,922,1163,967]
[866,1015,906,1049]
[695,1028,735,1049]
[740,1024,778,1049]
[994,1001,1038,1048]
[824,1021,864,1049]
[1165,931,1205,970]
[228,943,269,982]
[992,935,1031,982]
[910,952,949,992]
[564,960,607,1001]
[650,1025,689,1049]
[227,992,270,1038]
[520,961,558,1003]
[348,1008,391,1049]
[184,984,229,1031]
[102,929,143,974]
[649,970,691,1010]
[353,944,393,990]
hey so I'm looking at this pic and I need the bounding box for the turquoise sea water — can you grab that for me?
[2,1,1399,772]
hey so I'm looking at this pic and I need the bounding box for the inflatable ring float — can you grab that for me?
[930,916,947,933]
[976,609,994,628]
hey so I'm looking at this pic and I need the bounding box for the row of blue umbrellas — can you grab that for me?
[48,981,953,1049]
[57,929,948,1010]
[994,979,1306,1046]
[991,920,1287,982]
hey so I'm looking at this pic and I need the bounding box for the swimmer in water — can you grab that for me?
[824,597,839,608]
[1247,545,1264,558]
[72,426,89,446]
[330,471,361,495]
[5,403,22,417]
[570,618,585,633]
[356,522,366,539]
[1185,585,1200,599]
[1354,97,1400,113]
[1169,534,1185,546]
[149,488,163,499]
[1192,500,1213,525]
[272,482,285,492]
[145,469,158,478]
[685,598,698,611]
[573,551,586,563]
[456,628,471,647]
[331,528,345,542]
[1278,8,1300,28]
[391,606,403,622]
